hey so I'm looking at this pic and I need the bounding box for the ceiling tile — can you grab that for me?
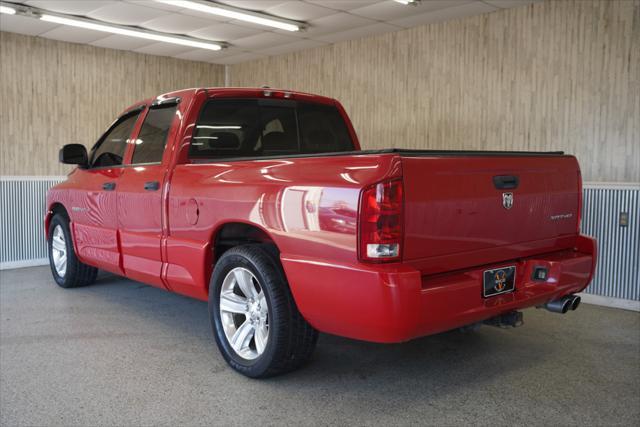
[25,0,115,15]
[483,0,539,8]
[89,34,154,51]
[140,13,215,34]
[124,0,184,13]
[175,7,231,22]
[233,32,299,49]
[351,0,474,21]
[213,52,268,64]
[87,3,168,26]
[172,49,226,62]
[224,18,290,32]
[0,14,58,36]
[257,38,327,56]
[304,12,377,36]
[133,42,192,56]
[188,23,260,42]
[209,46,246,57]
[390,1,498,28]
[217,1,288,11]
[303,1,380,12]
[38,26,106,44]
[264,1,336,21]
[314,22,399,44]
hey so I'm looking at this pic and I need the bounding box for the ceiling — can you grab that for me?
[0,0,539,64]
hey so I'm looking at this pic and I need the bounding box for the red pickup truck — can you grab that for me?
[46,87,596,377]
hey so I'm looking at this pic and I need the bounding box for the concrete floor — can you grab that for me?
[1,266,638,426]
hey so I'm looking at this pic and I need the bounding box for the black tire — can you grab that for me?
[48,214,98,288]
[209,244,318,378]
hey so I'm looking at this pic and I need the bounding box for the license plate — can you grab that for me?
[483,266,516,297]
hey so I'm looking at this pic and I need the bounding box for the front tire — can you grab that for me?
[48,214,97,288]
[209,244,318,378]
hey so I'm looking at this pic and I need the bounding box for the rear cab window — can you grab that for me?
[131,104,178,165]
[189,99,354,159]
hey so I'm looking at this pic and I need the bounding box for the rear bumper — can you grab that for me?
[283,235,597,343]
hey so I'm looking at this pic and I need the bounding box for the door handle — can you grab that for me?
[102,182,116,191]
[144,181,160,191]
[493,175,519,190]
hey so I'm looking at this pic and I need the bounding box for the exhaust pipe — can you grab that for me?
[544,294,580,314]
[544,297,571,313]
[570,295,581,311]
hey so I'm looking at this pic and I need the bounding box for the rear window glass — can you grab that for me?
[189,99,354,159]
[298,103,353,154]
[132,105,177,164]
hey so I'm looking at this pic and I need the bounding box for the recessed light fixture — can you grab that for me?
[0,4,16,14]
[393,0,419,5]
[154,0,303,32]
[39,14,223,50]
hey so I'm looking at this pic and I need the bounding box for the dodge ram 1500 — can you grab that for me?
[46,87,597,377]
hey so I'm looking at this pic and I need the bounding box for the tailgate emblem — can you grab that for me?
[502,192,514,210]
[494,270,507,291]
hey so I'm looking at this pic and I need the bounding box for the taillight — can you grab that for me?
[359,178,403,262]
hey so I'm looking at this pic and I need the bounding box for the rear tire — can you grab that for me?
[209,244,318,378]
[48,214,97,288]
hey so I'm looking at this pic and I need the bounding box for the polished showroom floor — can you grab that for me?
[1,266,638,426]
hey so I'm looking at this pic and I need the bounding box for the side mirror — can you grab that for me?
[59,144,88,168]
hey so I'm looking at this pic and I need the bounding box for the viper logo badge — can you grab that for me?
[494,270,507,292]
[502,192,513,210]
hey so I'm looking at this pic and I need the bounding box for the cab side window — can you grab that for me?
[132,105,177,164]
[90,112,140,168]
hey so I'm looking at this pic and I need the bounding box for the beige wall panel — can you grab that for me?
[0,32,224,176]
[231,0,639,183]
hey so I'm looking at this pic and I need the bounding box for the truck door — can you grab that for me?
[71,109,143,275]
[116,101,179,287]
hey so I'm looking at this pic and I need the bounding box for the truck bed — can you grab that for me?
[190,148,567,163]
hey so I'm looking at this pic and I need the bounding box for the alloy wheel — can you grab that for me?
[219,267,269,360]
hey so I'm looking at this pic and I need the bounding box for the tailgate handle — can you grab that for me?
[493,175,519,189]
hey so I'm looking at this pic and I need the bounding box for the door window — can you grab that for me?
[132,105,177,164]
[90,112,140,168]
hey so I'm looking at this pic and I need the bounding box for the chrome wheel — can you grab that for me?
[219,267,269,360]
[51,225,67,277]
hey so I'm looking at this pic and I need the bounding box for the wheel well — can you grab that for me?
[50,203,69,219]
[213,223,278,261]
[45,203,69,236]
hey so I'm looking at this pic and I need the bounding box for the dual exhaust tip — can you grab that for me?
[544,294,581,314]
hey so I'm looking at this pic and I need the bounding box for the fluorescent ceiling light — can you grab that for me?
[40,14,222,50]
[155,0,302,32]
[393,0,417,4]
[0,5,16,14]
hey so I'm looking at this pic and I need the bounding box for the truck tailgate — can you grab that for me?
[402,154,580,274]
